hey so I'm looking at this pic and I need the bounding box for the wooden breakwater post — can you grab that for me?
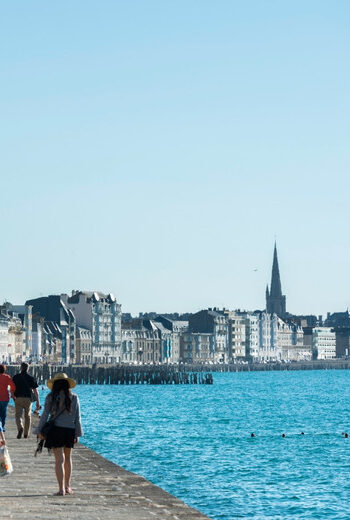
[181,359,350,373]
[8,359,350,384]
[5,364,213,386]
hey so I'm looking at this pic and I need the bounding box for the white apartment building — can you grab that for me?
[224,312,247,360]
[0,311,26,363]
[62,291,122,364]
[7,315,24,363]
[0,314,9,363]
[312,327,336,359]
[230,311,260,360]
[245,313,259,359]
[31,320,42,362]
[254,312,304,361]
[258,312,280,361]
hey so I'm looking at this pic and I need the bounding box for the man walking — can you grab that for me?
[0,364,16,431]
[12,362,40,439]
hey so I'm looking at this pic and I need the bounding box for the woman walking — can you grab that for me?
[36,373,83,496]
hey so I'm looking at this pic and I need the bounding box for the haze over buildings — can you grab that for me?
[1,243,349,364]
[2,2,350,316]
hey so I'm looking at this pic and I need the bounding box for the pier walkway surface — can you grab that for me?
[0,410,210,520]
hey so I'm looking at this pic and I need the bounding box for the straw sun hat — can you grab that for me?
[47,372,76,390]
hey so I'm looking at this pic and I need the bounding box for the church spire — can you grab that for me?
[266,242,286,317]
[270,242,282,297]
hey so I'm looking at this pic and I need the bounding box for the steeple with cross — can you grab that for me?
[266,242,286,317]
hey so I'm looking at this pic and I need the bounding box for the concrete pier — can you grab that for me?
[0,409,210,520]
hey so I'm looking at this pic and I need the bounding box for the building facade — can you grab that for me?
[62,291,122,364]
[26,295,76,363]
[154,316,188,363]
[7,314,25,363]
[41,322,63,363]
[189,309,228,362]
[257,312,279,360]
[244,313,259,360]
[76,327,92,364]
[312,327,336,359]
[121,326,161,364]
[31,317,43,362]
[333,328,350,358]
[222,311,247,360]
[0,313,9,363]
[180,332,215,363]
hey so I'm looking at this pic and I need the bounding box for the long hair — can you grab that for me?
[50,379,72,413]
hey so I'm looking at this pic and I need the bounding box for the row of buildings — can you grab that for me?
[121,309,349,363]
[0,295,346,365]
[0,291,121,365]
[0,244,348,365]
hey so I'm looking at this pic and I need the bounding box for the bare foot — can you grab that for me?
[55,490,65,496]
[65,487,73,495]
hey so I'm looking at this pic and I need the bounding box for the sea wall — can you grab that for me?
[0,408,210,520]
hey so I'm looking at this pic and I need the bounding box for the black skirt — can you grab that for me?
[44,426,75,449]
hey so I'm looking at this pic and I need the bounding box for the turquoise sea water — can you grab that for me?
[39,370,350,519]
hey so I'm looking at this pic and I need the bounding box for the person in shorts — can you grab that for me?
[35,372,83,496]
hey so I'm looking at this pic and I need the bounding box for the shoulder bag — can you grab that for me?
[40,406,66,439]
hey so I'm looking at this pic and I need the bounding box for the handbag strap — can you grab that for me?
[50,407,65,424]
[50,396,67,424]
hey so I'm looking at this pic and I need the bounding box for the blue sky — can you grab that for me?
[1,1,350,316]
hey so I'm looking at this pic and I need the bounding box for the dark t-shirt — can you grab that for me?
[12,372,38,398]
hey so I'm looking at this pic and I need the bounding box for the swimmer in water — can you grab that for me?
[345,433,349,438]
[251,433,255,438]
[282,433,286,438]
[301,432,305,435]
